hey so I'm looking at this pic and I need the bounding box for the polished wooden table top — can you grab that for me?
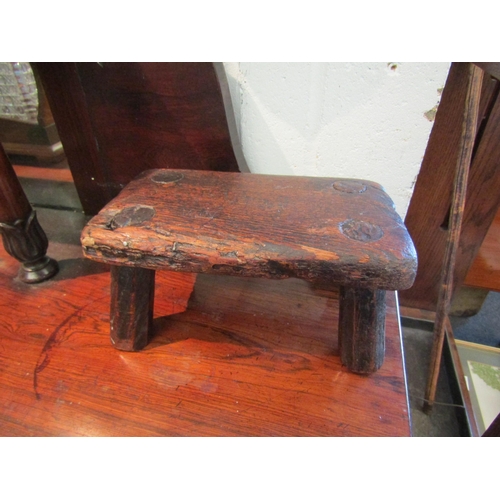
[0,240,410,436]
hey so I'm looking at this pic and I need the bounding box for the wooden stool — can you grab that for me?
[81,169,417,374]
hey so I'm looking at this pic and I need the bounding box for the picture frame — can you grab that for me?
[454,339,500,435]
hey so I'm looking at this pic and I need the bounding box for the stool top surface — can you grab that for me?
[82,169,417,289]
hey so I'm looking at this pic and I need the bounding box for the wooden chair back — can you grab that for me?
[35,63,240,215]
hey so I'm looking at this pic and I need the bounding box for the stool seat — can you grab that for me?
[81,169,417,374]
[82,169,416,289]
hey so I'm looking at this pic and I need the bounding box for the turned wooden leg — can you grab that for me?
[338,287,386,374]
[0,143,58,283]
[110,266,155,351]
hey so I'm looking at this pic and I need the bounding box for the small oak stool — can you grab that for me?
[81,169,417,374]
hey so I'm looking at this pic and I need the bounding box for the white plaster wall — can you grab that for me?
[221,62,451,217]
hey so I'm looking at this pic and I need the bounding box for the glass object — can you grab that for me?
[0,62,39,124]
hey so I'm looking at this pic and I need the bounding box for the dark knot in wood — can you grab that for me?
[150,171,184,185]
[332,180,367,193]
[340,219,384,242]
[110,206,156,229]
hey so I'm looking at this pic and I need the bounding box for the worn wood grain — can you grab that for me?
[82,170,417,291]
[110,266,155,351]
[401,63,500,311]
[451,80,500,289]
[424,63,483,408]
[0,241,410,436]
[339,287,386,373]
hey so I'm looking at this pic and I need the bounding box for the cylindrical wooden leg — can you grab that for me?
[339,287,386,374]
[0,143,58,283]
[110,266,155,351]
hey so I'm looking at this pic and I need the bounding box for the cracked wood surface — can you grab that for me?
[82,169,417,290]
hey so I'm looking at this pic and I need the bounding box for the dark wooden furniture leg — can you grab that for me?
[339,287,386,374]
[0,143,58,283]
[424,63,483,409]
[110,266,155,351]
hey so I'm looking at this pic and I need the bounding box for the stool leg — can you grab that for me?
[338,287,386,374]
[110,266,155,351]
